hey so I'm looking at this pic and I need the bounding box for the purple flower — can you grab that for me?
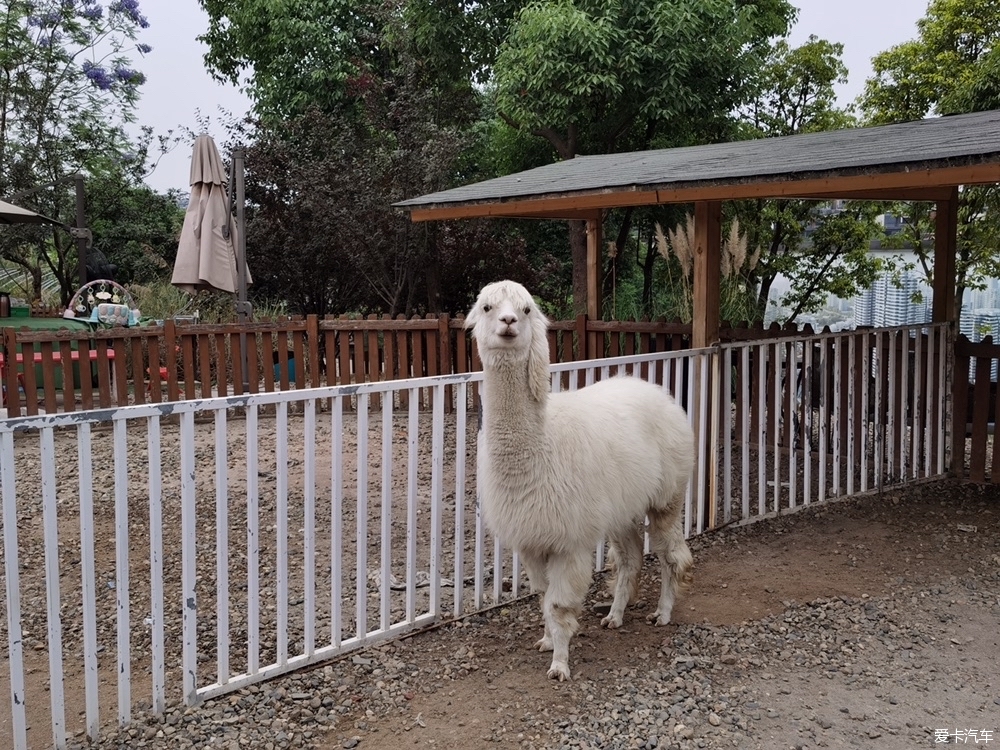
[110,0,148,27]
[114,65,145,84]
[39,33,61,48]
[80,5,103,20]
[40,11,62,25]
[26,14,43,27]
[136,43,152,54]
[82,61,113,91]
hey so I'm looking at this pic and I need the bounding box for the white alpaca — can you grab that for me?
[467,280,695,681]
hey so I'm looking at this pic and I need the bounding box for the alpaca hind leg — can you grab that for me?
[542,550,592,681]
[521,550,552,651]
[647,507,693,626]
[601,530,643,629]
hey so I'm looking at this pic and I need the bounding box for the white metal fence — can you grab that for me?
[0,330,948,749]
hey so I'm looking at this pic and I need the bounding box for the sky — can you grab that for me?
[134,0,931,195]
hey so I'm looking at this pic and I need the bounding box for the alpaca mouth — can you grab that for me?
[499,329,517,338]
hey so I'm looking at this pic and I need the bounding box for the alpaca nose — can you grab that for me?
[499,311,518,326]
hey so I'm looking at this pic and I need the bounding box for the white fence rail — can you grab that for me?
[0,331,948,748]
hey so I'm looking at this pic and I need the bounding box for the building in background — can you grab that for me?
[853,271,931,328]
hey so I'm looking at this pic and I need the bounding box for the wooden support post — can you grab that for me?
[586,214,603,320]
[692,201,722,348]
[932,186,958,324]
[933,187,959,475]
[690,200,722,530]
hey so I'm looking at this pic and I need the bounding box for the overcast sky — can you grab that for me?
[134,0,930,194]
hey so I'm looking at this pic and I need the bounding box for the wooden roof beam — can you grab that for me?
[406,162,1000,222]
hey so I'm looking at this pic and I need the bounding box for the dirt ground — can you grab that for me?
[308,478,1000,750]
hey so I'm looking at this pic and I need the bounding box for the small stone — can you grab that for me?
[708,712,722,726]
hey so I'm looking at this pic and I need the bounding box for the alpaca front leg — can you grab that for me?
[541,551,592,681]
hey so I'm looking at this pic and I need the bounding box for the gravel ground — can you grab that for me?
[77,479,1000,750]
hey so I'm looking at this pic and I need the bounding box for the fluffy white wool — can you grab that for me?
[467,280,695,681]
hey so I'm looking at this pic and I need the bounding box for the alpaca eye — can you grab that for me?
[483,304,492,312]
[523,306,531,315]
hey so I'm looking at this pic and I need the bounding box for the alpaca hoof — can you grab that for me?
[535,636,553,652]
[648,610,672,626]
[600,613,623,629]
[547,662,571,681]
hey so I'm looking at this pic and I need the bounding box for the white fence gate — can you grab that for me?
[0,334,947,749]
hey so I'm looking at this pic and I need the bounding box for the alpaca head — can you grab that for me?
[466,280,551,403]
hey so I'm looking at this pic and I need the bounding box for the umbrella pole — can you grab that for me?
[233,149,252,391]
[74,174,88,288]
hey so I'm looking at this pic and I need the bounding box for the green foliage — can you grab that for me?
[404,0,522,87]
[86,169,184,285]
[861,0,1000,122]
[129,280,288,324]
[127,280,193,322]
[494,0,797,157]
[740,35,853,136]
[860,0,1000,320]
[199,0,491,128]
[199,0,383,120]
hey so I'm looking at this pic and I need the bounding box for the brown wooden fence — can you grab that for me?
[0,314,853,418]
[952,334,1000,483]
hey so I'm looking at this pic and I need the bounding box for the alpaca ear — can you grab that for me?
[464,304,479,333]
[527,307,551,403]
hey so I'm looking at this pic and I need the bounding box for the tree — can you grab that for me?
[85,162,185,285]
[727,35,880,324]
[739,35,852,137]
[859,0,1000,321]
[0,0,152,302]
[492,0,796,314]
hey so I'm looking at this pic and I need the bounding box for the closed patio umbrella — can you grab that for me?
[171,134,251,294]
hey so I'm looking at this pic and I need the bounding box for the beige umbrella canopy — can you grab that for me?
[171,134,251,294]
[0,199,61,225]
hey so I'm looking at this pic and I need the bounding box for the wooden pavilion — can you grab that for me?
[396,109,1000,348]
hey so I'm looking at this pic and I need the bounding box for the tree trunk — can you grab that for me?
[424,226,442,313]
[641,229,656,317]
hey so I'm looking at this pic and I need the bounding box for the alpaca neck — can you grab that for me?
[480,358,547,459]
